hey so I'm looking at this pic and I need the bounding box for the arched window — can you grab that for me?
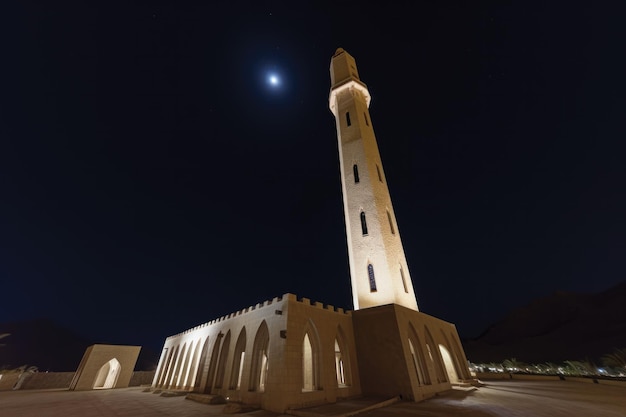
[303,334,315,390]
[400,265,408,293]
[204,335,222,394]
[376,165,383,182]
[449,332,470,380]
[170,343,186,388]
[334,327,351,387]
[229,327,247,390]
[353,164,360,183]
[364,112,369,126]
[179,340,196,388]
[302,321,321,392]
[425,327,447,383]
[162,346,179,388]
[360,212,368,235]
[387,210,395,234]
[438,344,459,383]
[156,347,173,387]
[346,112,351,126]
[408,323,430,385]
[367,264,377,292]
[335,340,345,386]
[194,337,210,389]
[249,321,270,392]
[214,331,231,389]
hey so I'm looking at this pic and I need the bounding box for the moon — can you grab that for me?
[267,73,281,87]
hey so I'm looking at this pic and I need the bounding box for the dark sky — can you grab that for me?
[2,1,625,353]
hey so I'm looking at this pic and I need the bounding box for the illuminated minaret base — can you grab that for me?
[329,48,418,311]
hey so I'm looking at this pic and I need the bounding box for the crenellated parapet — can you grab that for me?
[165,293,352,340]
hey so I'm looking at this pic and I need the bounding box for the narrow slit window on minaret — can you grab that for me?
[367,264,377,292]
[360,212,368,235]
[364,112,369,126]
[400,266,408,293]
[387,210,395,234]
[353,164,360,183]
[376,165,383,182]
[346,112,351,126]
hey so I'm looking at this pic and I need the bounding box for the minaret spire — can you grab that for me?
[329,48,419,311]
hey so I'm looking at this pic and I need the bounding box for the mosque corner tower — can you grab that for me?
[329,48,419,311]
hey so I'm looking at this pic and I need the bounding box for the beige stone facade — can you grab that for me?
[152,295,470,412]
[152,49,472,413]
[70,344,141,390]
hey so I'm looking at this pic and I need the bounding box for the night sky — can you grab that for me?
[2,2,625,353]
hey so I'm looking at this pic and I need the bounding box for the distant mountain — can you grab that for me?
[0,318,159,371]
[462,281,626,364]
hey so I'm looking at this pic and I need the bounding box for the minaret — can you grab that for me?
[329,48,419,311]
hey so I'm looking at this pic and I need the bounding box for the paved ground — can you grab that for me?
[0,379,625,417]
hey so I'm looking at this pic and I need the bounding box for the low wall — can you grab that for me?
[476,372,561,381]
[1,370,156,391]
[21,372,75,390]
[0,374,20,391]
[476,372,626,387]
[129,371,156,387]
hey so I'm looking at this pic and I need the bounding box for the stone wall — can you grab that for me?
[0,373,20,391]
[1,370,155,391]
[476,372,626,386]
[20,372,75,390]
[129,371,156,386]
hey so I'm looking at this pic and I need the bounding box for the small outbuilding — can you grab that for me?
[69,344,141,390]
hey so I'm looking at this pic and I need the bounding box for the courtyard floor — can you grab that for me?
[0,379,624,417]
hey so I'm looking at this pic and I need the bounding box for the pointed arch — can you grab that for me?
[178,341,194,387]
[194,337,210,389]
[170,343,187,388]
[399,264,409,293]
[439,330,464,382]
[449,332,470,380]
[249,320,270,392]
[367,263,377,292]
[302,320,321,391]
[334,325,352,387]
[386,210,395,234]
[156,347,174,387]
[93,358,121,389]
[408,322,430,385]
[360,211,368,235]
[214,330,231,389]
[229,327,247,390]
[438,344,458,383]
[424,326,447,383]
[204,334,223,393]
[185,338,202,388]
[163,345,179,388]
[353,164,360,183]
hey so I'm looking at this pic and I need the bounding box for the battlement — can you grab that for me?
[165,293,352,339]
[166,294,285,339]
[294,295,352,315]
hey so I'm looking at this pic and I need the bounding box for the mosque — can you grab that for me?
[150,48,472,413]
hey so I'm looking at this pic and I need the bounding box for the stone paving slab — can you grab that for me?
[0,380,625,417]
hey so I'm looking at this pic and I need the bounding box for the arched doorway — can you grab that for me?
[93,358,121,389]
